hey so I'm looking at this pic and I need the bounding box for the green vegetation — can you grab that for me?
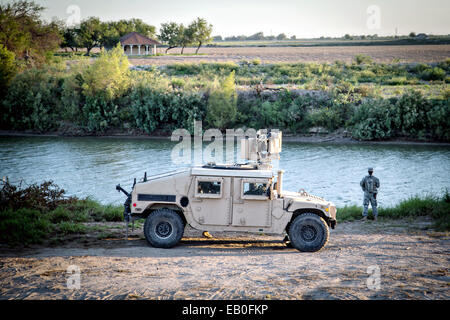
[337,191,450,231]
[161,58,450,87]
[0,180,122,245]
[1,48,449,140]
[206,71,237,129]
[0,1,448,141]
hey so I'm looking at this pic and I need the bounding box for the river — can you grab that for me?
[1,136,449,207]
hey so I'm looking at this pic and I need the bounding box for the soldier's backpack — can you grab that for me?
[365,177,374,193]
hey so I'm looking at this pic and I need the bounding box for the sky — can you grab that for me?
[30,0,450,38]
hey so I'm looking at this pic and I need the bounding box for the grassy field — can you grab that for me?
[140,57,450,100]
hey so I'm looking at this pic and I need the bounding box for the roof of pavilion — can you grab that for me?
[119,32,161,45]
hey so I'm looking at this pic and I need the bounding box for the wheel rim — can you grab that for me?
[155,221,173,239]
[300,225,317,242]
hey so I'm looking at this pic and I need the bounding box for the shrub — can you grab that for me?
[81,45,130,100]
[1,67,63,131]
[0,180,77,213]
[82,96,120,132]
[427,100,450,140]
[0,180,124,245]
[410,63,429,74]
[394,90,432,137]
[0,44,17,97]
[282,94,316,133]
[130,80,205,134]
[308,107,342,131]
[206,71,237,129]
[419,67,446,81]
[354,54,373,65]
[351,99,396,140]
[251,58,261,65]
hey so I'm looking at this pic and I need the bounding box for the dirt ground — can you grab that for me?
[0,217,448,300]
[129,45,450,66]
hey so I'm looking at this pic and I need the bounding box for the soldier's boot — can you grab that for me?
[361,205,369,221]
[372,205,378,221]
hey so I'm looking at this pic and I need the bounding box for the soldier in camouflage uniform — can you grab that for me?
[360,167,380,221]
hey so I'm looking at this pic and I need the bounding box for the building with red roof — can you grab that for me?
[119,32,161,55]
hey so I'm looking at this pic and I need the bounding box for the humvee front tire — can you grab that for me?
[144,208,184,248]
[288,213,329,252]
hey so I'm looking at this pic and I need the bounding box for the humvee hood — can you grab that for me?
[282,190,332,207]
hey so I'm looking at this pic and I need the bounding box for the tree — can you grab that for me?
[0,44,16,97]
[179,24,195,54]
[159,22,183,53]
[213,35,222,41]
[0,0,61,65]
[206,71,237,130]
[94,19,156,50]
[99,22,120,49]
[290,35,296,40]
[409,32,416,38]
[248,32,264,40]
[123,18,156,38]
[276,33,287,40]
[61,27,81,52]
[78,17,103,55]
[189,17,213,54]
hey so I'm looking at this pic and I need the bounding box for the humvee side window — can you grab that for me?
[195,178,223,198]
[242,179,270,200]
[198,181,221,194]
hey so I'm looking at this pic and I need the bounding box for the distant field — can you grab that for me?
[129,45,450,66]
[207,37,450,47]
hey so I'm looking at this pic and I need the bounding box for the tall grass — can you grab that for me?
[337,191,450,231]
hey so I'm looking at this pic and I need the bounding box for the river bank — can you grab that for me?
[1,130,450,146]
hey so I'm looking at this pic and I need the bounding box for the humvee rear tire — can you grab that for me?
[288,213,329,252]
[144,208,184,248]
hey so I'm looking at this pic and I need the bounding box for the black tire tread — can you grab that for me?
[288,213,329,252]
[143,208,184,248]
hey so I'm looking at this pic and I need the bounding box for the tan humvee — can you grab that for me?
[117,131,336,252]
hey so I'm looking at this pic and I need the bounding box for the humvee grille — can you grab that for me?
[137,194,176,202]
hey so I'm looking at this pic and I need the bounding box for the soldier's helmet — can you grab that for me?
[368,167,374,172]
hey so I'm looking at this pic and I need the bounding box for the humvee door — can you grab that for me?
[232,178,272,227]
[190,176,232,226]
